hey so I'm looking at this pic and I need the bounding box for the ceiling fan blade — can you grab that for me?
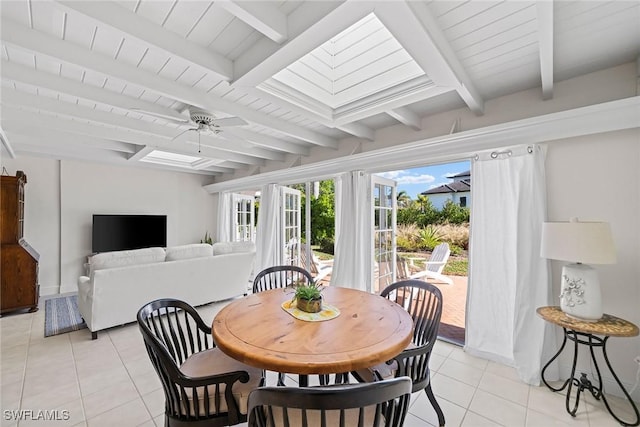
[170,128,196,142]
[130,108,190,124]
[210,117,248,127]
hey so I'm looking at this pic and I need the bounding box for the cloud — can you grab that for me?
[377,170,404,180]
[377,170,436,185]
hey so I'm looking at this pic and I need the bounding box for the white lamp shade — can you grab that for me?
[540,219,616,264]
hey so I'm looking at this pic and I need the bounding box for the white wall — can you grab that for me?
[1,157,217,295]
[0,157,60,295]
[545,128,640,401]
[426,191,471,210]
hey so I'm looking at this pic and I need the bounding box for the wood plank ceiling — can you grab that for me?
[1,1,638,178]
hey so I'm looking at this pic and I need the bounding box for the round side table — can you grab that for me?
[537,306,639,426]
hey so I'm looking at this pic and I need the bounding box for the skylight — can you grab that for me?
[140,150,202,169]
[265,13,426,112]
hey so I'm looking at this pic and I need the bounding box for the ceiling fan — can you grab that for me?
[131,106,248,143]
[169,108,248,142]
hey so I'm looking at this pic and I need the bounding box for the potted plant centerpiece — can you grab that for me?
[291,280,323,313]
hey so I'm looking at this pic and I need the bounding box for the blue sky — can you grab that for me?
[376,160,470,200]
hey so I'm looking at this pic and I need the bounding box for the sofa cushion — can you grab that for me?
[165,243,213,261]
[230,241,256,253]
[212,241,255,255]
[212,242,233,255]
[89,247,166,275]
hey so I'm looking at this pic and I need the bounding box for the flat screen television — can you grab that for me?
[92,214,167,253]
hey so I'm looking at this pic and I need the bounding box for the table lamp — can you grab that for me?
[540,218,616,321]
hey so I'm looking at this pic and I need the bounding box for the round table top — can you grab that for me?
[212,286,414,375]
[536,306,639,337]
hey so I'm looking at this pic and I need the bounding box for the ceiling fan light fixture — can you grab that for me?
[190,109,217,126]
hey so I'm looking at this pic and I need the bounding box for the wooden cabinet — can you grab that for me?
[1,172,40,314]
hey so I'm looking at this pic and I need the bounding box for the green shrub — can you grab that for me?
[318,237,334,255]
[448,244,463,256]
[417,225,442,251]
[438,200,470,224]
[396,224,420,251]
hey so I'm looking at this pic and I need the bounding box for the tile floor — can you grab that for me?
[1,298,637,427]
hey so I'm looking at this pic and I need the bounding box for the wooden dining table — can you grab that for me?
[212,286,413,383]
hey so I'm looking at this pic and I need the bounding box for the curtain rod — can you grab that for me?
[474,145,534,161]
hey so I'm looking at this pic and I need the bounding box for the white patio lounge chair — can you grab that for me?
[409,242,453,285]
[287,238,333,283]
[300,248,333,283]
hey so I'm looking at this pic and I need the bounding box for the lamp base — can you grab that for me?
[560,264,602,321]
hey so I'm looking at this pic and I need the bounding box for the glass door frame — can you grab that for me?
[281,186,301,265]
[371,176,397,294]
[232,193,255,242]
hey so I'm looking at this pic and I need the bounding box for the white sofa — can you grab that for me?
[77,242,255,339]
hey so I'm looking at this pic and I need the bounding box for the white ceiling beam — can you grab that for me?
[0,126,16,158]
[1,20,338,148]
[191,159,226,172]
[1,60,187,123]
[2,109,161,146]
[1,87,178,138]
[4,128,136,153]
[537,1,554,100]
[233,1,366,87]
[1,110,265,165]
[128,146,155,162]
[387,107,422,131]
[249,79,450,135]
[217,1,288,43]
[201,165,237,174]
[8,139,222,176]
[193,132,286,162]
[336,123,374,141]
[7,136,129,161]
[1,83,287,162]
[378,2,484,115]
[222,128,310,156]
[333,79,451,126]
[54,1,233,81]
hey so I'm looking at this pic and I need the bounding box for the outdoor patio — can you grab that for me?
[316,270,467,346]
[433,275,467,346]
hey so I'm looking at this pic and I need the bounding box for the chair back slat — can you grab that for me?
[253,265,314,293]
[248,377,412,427]
[427,243,451,272]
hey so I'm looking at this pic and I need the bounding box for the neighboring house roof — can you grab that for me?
[421,179,471,195]
[450,170,471,179]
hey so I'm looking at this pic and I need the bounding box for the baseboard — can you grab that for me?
[39,285,61,296]
[59,285,77,295]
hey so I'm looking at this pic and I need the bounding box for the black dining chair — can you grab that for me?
[252,265,314,294]
[247,376,412,427]
[352,279,446,427]
[137,298,265,426]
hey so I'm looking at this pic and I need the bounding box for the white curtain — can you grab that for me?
[216,192,232,243]
[466,144,556,385]
[255,184,281,274]
[331,171,371,291]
